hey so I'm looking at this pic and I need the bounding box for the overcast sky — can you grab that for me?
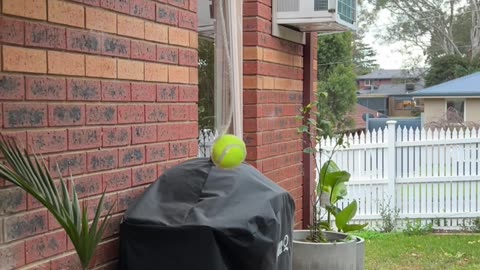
[361,9,426,70]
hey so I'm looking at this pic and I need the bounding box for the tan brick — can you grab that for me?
[118,59,144,81]
[274,78,303,91]
[293,56,303,68]
[3,0,47,20]
[263,48,293,66]
[169,27,189,47]
[244,47,263,60]
[3,46,46,73]
[244,76,262,90]
[48,0,84,28]
[48,51,85,76]
[118,15,144,39]
[168,66,189,84]
[86,55,117,79]
[189,31,198,49]
[189,67,198,84]
[263,76,274,90]
[86,7,116,34]
[145,63,168,82]
[145,22,168,43]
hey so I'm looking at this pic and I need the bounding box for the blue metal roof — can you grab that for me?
[410,72,480,97]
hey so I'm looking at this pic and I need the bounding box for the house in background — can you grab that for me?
[356,69,425,117]
[346,104,384,132]
[410,72,480,125]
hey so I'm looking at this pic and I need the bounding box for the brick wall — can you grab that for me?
[0,0,198,269]
[243,0,316,229]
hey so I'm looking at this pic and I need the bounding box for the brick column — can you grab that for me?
[0,0,199,269]
[243,0,315,229]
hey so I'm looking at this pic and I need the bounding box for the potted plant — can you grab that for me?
[0,136,113,270]
[294,103,367,270]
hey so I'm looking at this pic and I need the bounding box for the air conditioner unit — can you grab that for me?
[275,0,357,32]
[198,0,214,38]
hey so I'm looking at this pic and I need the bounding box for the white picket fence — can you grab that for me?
[198,129,218,157]
[318,121,480,230]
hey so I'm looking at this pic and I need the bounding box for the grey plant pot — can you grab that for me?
[292,230,365,270]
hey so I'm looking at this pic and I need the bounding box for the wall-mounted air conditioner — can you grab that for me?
[275,0,357,32]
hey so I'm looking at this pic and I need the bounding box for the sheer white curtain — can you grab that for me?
[214,0,243,137]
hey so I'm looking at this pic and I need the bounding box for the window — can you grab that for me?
[446,99,465,121]
[393,97,414,110]
[364,79,371,86]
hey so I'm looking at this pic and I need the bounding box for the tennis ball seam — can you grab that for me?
[216,143,246,165]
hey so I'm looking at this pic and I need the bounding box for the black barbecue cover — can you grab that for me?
[120,158,295,270]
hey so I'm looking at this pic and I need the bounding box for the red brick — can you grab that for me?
[66,29,101,54]
[0,16,25,45]
[0,187,27,214]
[119,146,145,167]
[178,9,197,30]
[102,35,131,58]
[25,22,65,50]
[132,40,157,61]
[3,103,47,128]
[0,242,25,269]
[169,141,189,159]
[50,252,82,270]
[189,104,198,121]
[73,174,102,198]
[25,231,67,264]
[145,104,168,122]
[26,77,66,100]
[93,239,120,266]
[0,75,25,100]
[243,32,303,56]
[48,104,85,126]
[86,105,117,125]
[102,81,131,101]
[49,152,86,177]
[132,124,157,144]
[118,104,145,124]
[145,142,168,162]
[157,123,176,141]
[84,0,101,6]
[87,149,118,172]
[67,79,101,101]
[178,48,198,66]
[103,126,131,147]
[179,122,198,139]
[157,45,179,64]
[189,0,197,11]
[0,131,27,152]
[169,105,189,121]
[156,3,178,25]
[68,127,102,150]
[102,214,122,239]
[243,2,272,20]
[188,139,198,157]
[157,84,178,102]
[118,187,144,211]
[168,0,188,9]
[103,169,131,192]
[157,159,182,175]
[130,0,156,20]
[101,0,130,13]
[85,193,117,219]
[28,129,67,154]
[132,164,157,185]
[4,210,48,241]
[178,85,198,102]
[132,82,156,101]
[243,17,271,33]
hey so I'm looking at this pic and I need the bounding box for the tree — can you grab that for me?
[365,0,480,60]
[317,32,358,133]
[353,34,379,75]
[425,54,480,86]
[198,38,215,130]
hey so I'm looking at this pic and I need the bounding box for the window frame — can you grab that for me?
[445,99,465,122]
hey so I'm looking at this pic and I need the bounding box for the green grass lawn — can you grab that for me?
[355,231,480,270]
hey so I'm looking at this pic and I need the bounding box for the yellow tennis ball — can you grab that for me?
[211,134,247,169]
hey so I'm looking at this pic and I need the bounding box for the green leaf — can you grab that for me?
[297,125,308,133]
[317,161,341,194]
[330,181,348,204]
[303,148,315,154]
[335,200,358,231]
[342,223,368,233]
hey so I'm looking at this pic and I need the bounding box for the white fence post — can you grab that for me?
[386,120,397,212]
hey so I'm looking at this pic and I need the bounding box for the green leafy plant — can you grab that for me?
[298,102,367,243]
[378,200,400,233]
[403,219,433,236]
[0,137,114,270]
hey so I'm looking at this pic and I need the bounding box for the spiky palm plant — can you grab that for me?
[0,137,113,270]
